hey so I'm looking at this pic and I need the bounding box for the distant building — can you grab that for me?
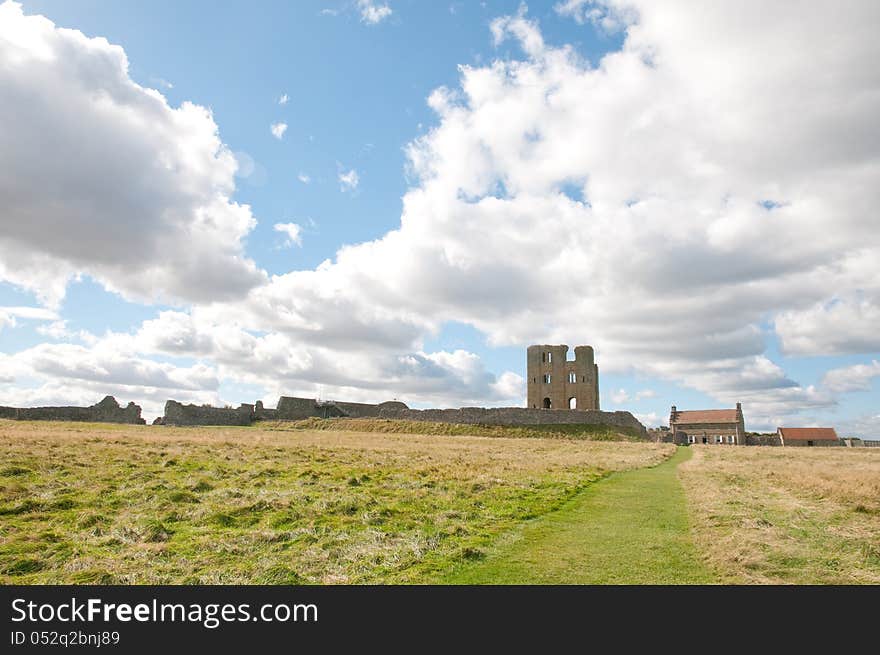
[777,427,840,447]
[669,403,745,445]
[526,345,600,410]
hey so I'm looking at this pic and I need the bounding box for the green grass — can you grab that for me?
[265,417,645,441]
[443,447,716,584]
[0,420,670,584]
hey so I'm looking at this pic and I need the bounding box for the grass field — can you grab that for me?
[680,445,880,584]
[444,446,715,583]
[2,419,878,584]
[0,419,668,584]
[264,417,646,441]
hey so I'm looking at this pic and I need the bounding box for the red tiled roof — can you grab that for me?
[672,409,738,425]
[778,427,838,441]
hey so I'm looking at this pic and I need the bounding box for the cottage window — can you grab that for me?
[727,435,734,444]
[688,435,695,444]
[716,435,723,444]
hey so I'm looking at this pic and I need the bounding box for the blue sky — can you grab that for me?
[1,0,879,433]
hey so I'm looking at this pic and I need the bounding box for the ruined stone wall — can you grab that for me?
[268,397,408,420]
[647,428,673,443]
[162,400,254,426]
[378,406,646,435]
[0,396,144,424]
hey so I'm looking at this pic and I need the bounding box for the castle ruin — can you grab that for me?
[527,344,600,410]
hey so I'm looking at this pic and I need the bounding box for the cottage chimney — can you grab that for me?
[736,402,742,411]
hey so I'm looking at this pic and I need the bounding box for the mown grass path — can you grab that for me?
[444,446,717,584]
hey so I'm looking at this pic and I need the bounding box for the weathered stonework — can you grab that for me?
[160,396,410,426]
[263,396,408,421]
[526,345,600,410]
[162,400,254,426]
[0,396,144,424]
[378,406,646,435]
[745,434,783,447]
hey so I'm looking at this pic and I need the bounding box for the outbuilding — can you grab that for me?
[777,427,840,447]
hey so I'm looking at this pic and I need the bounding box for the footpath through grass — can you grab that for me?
[444,446,716,584]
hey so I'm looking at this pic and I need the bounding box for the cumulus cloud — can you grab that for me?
[15,310,524,410]
[822,360,880,393]
[338,168,359,192]
[775,295,880,356]
[270,122,288,139]
[278,93,289,105]
[4,1,880,424]
[218,0,875,422]
[0,1,264,307]
[554,0,636,32]
[0,306,57,323]
[610,388,629,404]
[274,222,303,248]
[358,0,392,25]
[297,172,311,184]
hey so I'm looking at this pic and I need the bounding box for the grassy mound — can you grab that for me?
[262,417,644,441]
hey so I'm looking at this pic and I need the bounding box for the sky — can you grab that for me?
[0,0,879,434]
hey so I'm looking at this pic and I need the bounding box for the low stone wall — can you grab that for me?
[0,396,144,424]
[377,406,647,435]
[647,428,673,443]
[264,396,409,421]
[162,400,254,426]
[746,434,783,446]
[782,439,843,447]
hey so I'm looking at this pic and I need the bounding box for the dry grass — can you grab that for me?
[679,445,880,584]
[266,417,645,441]
[0,420,671,584]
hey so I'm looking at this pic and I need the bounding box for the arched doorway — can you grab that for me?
[542,397,551,409]
[569,397,576,409]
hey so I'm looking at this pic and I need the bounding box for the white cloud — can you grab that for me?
[822,360,880,393]
[278,93,289,105]
[270,122,288,139]
[633,411,661,427]
[0,306,57,322]
[222,1,874,420]
[297,172,311,184]
[554,0,636,32]
[358,0,392,25]
[610,388,629,404]
[0,305,59,333]
[0,1,264,308]
[274,222,303,248]
[150,77,174,89]
[634,389,656,400]
[775,294,880,356]
[338,168,359,192]
[4,1,880,423]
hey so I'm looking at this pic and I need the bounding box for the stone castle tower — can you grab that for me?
[527,345,599,410]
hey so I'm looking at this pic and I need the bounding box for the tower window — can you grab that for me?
[568,372,576,383]
[547,352,552,363]
[543,374,551,384]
